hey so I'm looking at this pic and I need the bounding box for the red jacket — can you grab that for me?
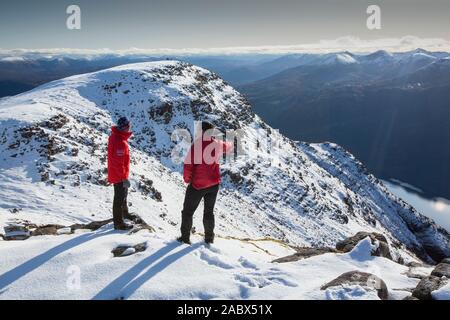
[108,126,132,184]
[184,137,233,190]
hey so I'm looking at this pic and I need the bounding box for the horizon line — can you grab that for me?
[1,36,450,57]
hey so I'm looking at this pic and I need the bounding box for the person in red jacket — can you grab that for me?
[108,117,133,230]
[178,121,234,244]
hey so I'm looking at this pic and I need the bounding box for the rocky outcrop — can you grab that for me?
[336,232,393,260]
[321,271,389,300]
[2,213,154,241]
[412,276,447,300]
[431,262,450,278]
[112,242,147,257]
[70,219,113,232]
[31,224,66,236]
[4,225,30,240]
[272,247,338,263]
[411,259,450,300]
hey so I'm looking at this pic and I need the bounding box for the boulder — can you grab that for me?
[112,242,147,257]
[431,263,450,278]
[272,247,337,263]
[321,271,388,300]
[336,232,392,260]
[412,275,447,300]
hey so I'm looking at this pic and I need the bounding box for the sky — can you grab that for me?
[1,0,450,51]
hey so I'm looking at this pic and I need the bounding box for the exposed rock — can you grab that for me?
[149,102,173,124]
[3,222,73,240]
[56,227,73,235]
[39,114,69,130]
[112,242,147,257]
[31,224,66,236]
[440,258,450,264]
[272,247,338,263]
[70,219,113,232]
[124,212,156,234]
[407,261,427,268]
[412,275,447,300]
[226,171,243,185]
[138,176,163,202]
[4,225,31,240]
[431,263,450,278]
[321,271,389,300]
[336,232,392,261]
[2,214,153,242]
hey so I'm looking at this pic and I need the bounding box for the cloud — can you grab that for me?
[1,36,449,58]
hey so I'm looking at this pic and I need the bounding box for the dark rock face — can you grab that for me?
[412,276,446,300]
[336,232,392,260]
[112,242,147,257]
[272,247,338,263]
[419,240,450,265]
[431,263,450,278]
[321,271,389,300]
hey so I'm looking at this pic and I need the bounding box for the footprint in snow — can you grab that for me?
[234,270,298,289]
[234,274,272,288]
[199,251,235,270]
[238,256,259,270]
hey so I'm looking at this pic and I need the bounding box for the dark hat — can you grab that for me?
[117,117,130,131]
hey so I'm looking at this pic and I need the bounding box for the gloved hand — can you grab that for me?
[122,179,131,189]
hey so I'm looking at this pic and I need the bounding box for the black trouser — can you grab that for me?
[180,184,219,240]
[113,181,129,226]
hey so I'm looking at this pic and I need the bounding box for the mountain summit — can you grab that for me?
[0,61,448,263]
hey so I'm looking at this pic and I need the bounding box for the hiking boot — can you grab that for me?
[123,211,136,221]
[114,222,133,231]
[205,237,214,244]
[177,236,191,245]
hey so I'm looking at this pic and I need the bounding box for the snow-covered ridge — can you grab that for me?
[0,60,449,264]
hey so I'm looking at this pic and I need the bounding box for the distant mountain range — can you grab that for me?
[0,53,275,98]
[239,49,450,199]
